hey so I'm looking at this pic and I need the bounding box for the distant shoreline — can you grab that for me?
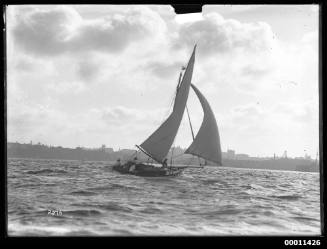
[7,156,319,173]
[7,142,319,173]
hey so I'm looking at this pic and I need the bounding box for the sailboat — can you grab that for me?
[112,45,222,177]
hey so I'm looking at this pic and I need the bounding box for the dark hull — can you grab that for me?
[112,163,183,177]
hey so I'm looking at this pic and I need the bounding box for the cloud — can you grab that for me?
[102,106,139,124]
[230,100,317,126]
[14,58,35,71]
[6,5,319,156]
[172,13,275,56]
[241,65,271,78]
[10,6,166,57]
[218,99,318,156]
[272,101,318,124]
[100,106,165,127]
[76,60,99,82]
[7,100,68,141]
[46,80,87,94]
[229,103,264,125]
[147,61,184,79]
[11,6,80,56]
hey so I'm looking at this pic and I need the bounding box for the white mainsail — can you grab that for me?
[138,45,196,163]
[185,84,222,165]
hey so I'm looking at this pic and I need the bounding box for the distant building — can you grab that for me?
[305,154,311,160]
[235,153,249,160]
[227,149,235,159]
[119,149,136,154]
[104,148,114,153]
[170,146,184,155]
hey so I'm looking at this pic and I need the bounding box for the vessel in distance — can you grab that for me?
[112,45,222,177]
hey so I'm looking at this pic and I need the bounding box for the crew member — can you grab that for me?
[129,156,138,172]
[162,158,168,168]
[129,164,136,173]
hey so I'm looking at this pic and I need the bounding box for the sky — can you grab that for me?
[6,5,319,158]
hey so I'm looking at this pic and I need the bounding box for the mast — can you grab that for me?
[179,65,202,167]
[170,69,185,166]
[178,67,202,166]
[138,45,196,163]
[178,65,195,142]
[185,104,202,166]
[186,105,195,140]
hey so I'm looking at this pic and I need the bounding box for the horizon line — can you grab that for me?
[7,140,318,159]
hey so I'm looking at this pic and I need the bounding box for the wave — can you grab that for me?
[87,183,139,191]
[63,230,99,236]
[26,169,68,175]
[8,222,101,236]
[71,202,133,213]
[292,216,320,222]
[270,194,302,201]
[8,159,320,236]
[262,210,276,216]
[69,190,98,196]
[63,209,102,217]
[86,185,122,191]
[15,183,45,188]
[140,207,164,214]
[201,179,227,186]
[58,162,70,167]
[111,229,134,235]
[95,203,133,212]
[201,208,243,217]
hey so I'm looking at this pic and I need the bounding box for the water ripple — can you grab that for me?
[7,158,320,236]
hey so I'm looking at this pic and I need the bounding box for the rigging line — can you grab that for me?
[142,129,179,147]
[157,70,184,136]
[186,105,195,140]
[142,108,191,148]
[128,150,138,160]
[148,69,186,145]
[170,144,175,166]
[168,72,183,167]
[169,69,185,167]
[161,68,184,124]
[136,145,162,164]
[140,68,188,163]
[158,75,179,126]
[160,92,175,125]
[185,104,202,167]
[139,124,186,163]
[139,127,180,163]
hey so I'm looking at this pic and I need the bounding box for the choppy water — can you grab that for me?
[7,158,321,236]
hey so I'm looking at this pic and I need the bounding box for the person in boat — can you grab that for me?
[128,157,138,172]
[129,164,136,173]
[162,158,168,168]
[116,158,121,166]
[125,156,138,172]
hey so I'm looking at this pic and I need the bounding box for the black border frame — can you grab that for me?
[1,1,326,247]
